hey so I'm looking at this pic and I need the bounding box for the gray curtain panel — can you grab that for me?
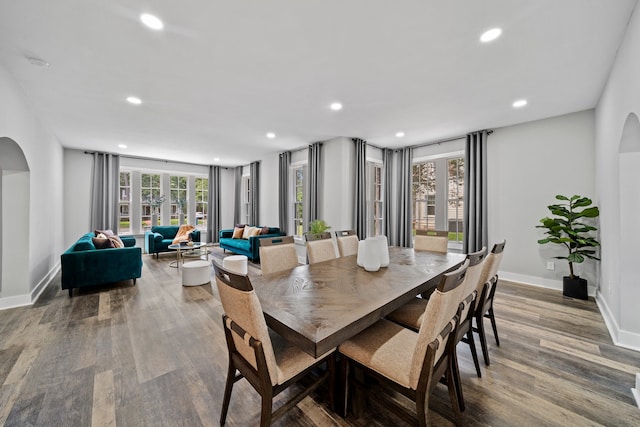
[353,138,367,239]
[233,166,242,225]
[250,161,260,225]
[382,148,393,239]
[396,147,413,248]
[307,142,322,223]
[278,151,291,234]
[207,165,221,243]
[90,152,120,232]
[464,130,489,253]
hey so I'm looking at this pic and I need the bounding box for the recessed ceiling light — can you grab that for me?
[266,132,276,139]
[25,56,50,67]
[126,96,142,105]
[140,13,164,30]
[512,99,528,108]
[330,102,343,111]
[213,157,220,162]
[480,28,502,43]
[118,144,127,149]
[395,132,405,138]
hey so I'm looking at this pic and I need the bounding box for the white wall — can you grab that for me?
[595,3,640,351]
[63,149,92,248]
[259,154,279,227]
[322,137,354,232]
[488,110,596,292]
[220,167,236,229]
[0,64,64,308]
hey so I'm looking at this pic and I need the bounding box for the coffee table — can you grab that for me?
[168,242,210,268]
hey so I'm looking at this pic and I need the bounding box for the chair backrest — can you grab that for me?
[259,236,298,275]
[414,230,448,253]
[213,262,279,386]
[458,247,487,319]
[336,230,359,257]
[476,240,506,295]
[410,259,469,389]
[306,233,337,264]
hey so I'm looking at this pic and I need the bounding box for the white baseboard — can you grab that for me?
[0,262,60,311]
[498,271,597,296]
[596,292,640,352]
[633,373,640,409]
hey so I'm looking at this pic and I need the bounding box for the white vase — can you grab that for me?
[363,238,381,272]
[179,213,185,225]
[376,235,390,267]
[357,240,365,267]
[151,213,158,227]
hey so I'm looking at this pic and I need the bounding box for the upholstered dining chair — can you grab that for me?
[414,230,449,253]
[335,230,359,257]
[386,248,487,410]
[259,236,298,275]
[213,262,335,426]
[474,240,506,366]
[339,259,470,426]
[305,232,337,264]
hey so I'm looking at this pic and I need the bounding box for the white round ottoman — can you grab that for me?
[223,255,248,275]
[182,260,211,286]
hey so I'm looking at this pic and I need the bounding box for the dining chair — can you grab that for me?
[213,262,335,426]
[335,229,359,257]
[386,248,487,410]
[414,230,449,253]
[305,232,337,264]
[474,240,506,366]
[339,259,470,426]
[259,236,298,275]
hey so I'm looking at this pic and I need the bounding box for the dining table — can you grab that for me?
[251,247,466,358]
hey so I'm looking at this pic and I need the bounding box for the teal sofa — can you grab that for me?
[144,226,201,257]
[219,227,284,261]
[61,233,142,297]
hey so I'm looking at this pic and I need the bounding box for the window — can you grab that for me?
[119,171,131,234]
[195,177,208,229]
[412,161,436,232]
[447,158,464,245]
[243,175,251,224]
[170,175,187,225]
[292,165,304,236]
[141,173,161,228]
[368,162,383,236]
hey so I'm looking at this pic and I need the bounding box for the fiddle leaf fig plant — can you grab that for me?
[536,195,600,279]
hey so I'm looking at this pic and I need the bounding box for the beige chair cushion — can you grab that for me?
[307,239,337,264]
[260,244,298,275]
[339,319,417,388]
[386,297,427,330]
[414,235,448,253]
[337,235,359,257]
[270,330,334,385]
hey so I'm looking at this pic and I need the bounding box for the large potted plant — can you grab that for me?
[536,194,600,300]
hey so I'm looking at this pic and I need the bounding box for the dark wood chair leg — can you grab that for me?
[416,387,428,427]
[476,315,490,366]
[487,308,500,346]
[220,363,235,425]
[259,390,273,427]
[340,355,350,417]
[465,328,482,378]
[328,354,336,412]
[445,364,463,426]
[450,348,465,412]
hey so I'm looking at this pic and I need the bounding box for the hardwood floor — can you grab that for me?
[1,248,639,426]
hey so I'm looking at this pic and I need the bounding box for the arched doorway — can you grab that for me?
[0,137,30,298]
[618,113,640,331]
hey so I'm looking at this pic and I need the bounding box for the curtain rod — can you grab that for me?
[83,150,232,169]
[409,130,493,150]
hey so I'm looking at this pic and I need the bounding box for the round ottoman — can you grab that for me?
[223,255,248,275]
[182,260,211,286]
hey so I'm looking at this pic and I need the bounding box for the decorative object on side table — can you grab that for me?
[537,194,600,300]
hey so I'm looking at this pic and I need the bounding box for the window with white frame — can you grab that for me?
[141,173,161,228]
[119,171,131,234]
[195,177,208,229]
[412,161,436,232]
[170,175,187,224]
[292,165,305,236]
[368,162,383,237]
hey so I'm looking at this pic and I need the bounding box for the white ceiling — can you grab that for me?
[0,0,636,166]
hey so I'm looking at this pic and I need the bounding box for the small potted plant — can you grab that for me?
[536,194,600,299]
[146,194,166,226]
[306,219,331,239]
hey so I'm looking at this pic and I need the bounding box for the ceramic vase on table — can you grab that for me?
[151,213,158,227]
[363,238,381,272]
[357,240,366,267]
[376,235,390,267]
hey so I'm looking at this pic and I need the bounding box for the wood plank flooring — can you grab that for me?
[0,247,639,426]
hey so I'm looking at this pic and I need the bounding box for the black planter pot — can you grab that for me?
[563,276,588,300]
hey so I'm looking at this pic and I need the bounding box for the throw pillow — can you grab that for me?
[95,229,115,237]
[92,236,114,249]
[242,226,254,239]
[261,226,270,235]
[232,226,244,239]
[248,227,262,237]
[109,235,124,248]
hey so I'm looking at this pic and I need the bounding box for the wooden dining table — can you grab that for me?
[251,247,466,358]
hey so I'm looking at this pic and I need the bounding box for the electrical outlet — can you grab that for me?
[546,261,555,271]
